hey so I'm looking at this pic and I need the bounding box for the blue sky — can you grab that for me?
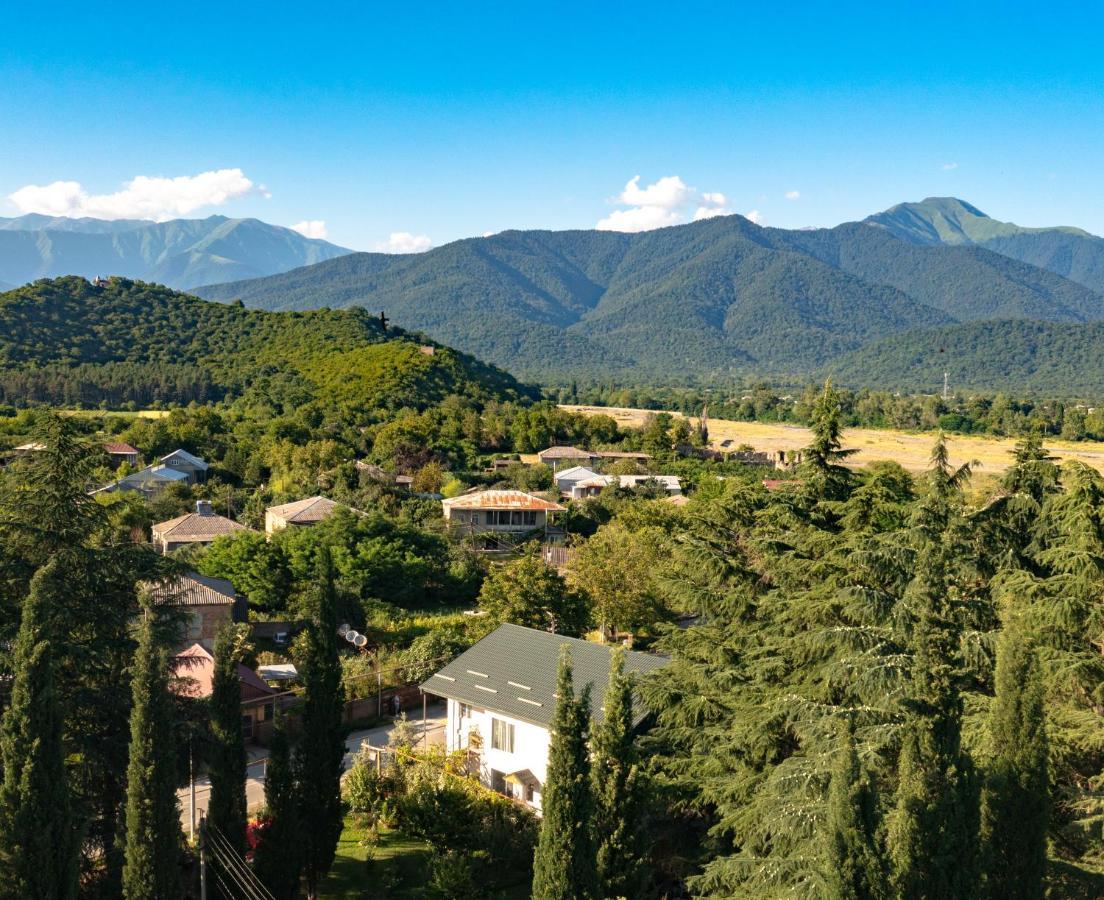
[3,1,1103,250]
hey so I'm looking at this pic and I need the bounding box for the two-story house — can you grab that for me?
[441,490,565,536]
[421,623,668,812]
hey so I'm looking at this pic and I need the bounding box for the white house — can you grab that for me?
[421,623,668,812]
[441,490,565,535]
[552,465,601,496]
[561,473,682,500]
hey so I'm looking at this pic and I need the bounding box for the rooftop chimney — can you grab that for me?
[196,500,214,516]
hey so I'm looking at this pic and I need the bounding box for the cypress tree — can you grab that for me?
[295,548,346,900]
[592,646,646,899]
[823,719,886,900]
[122,606,183,900]
[531,646,599,900]
[253,727,302,899]
[0,560,79,900]
[980,611,1048,900]
[207,623,247,855]
[886,546,979,900]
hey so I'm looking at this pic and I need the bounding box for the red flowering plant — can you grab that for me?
[245,816,272,863]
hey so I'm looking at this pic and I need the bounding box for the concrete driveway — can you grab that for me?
[178,701,447,837]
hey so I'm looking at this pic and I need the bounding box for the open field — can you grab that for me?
[562,404,1104,475]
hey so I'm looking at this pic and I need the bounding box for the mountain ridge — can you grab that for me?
[0,214,352,289]
[866,197,1104,294]
[196,210,1104,382]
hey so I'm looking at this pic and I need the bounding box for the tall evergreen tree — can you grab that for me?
[253,727,302,900]
[0,413,165,889]
[531,646,599,900]
[799,380,858,505]
[592,646,646,899]
[295,547,346,900]
[0,559,79,900]
[122,606,183,900]
[980,610,1048,900]
[207,623,247,856]
[823,719,886,900]
[886,499,979,899]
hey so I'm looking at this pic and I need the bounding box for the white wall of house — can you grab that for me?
[445,698,550,811]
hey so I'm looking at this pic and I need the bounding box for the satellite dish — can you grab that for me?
[338,623,350,636]
[345,630,360,644]
[353,634,368,649]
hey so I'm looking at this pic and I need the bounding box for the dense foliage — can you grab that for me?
[0,276,534,408]
[634,389,1104,897]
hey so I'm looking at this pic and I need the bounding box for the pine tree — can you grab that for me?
[122,606,183,900]
[592,646,646,899]
[531,646,599,900]
[296,548,346,900]
[207,623,247,856]
[253,727,302,900]
[980,610,1048,900]
[800,380,858,505]
[823,719,886,900]
[0,559,79,900]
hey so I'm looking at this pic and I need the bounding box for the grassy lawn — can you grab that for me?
[321,816,432,899]
[321,813,532,899]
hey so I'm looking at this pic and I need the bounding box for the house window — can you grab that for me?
[491,717,514,753]
[459,703,473,719]
[524,511,537,526]
[490,769,506,793]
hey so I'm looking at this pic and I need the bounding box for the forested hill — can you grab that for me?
[829,318,1104,395]
[196,211,1104,383]
[0,214,352,290]
[0,276,535,408]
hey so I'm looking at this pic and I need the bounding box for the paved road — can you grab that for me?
[179,702,447,837]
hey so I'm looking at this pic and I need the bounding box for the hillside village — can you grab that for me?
[0,276,1099,900]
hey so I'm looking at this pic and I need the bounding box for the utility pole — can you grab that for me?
[943,370,950,402]
[198,816,208,900]
[189,739,196,842]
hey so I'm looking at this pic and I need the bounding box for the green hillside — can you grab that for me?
[0,276,533,408]
[197,212,1104,382]
[828,318,1104,395]
[0,214,352,289]
[867,197,1104,295]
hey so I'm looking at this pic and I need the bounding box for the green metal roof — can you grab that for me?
[421,623,668,730]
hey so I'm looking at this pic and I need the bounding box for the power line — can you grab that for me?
[205,823,274,900]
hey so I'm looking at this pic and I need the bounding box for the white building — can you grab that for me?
[558,472,682,500]
[421,623,668,812]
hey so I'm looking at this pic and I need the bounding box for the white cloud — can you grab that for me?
[785,190,801,200]
[288,220,328,239]
[377,232,433,253]
[744,209,763,225]
[596,175,731,232]
[942,162,959,170]
[8,168,258,221]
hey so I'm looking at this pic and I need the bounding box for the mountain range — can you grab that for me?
[0,214,351,289]
[6,199,1104,394]
[192,199,1104,390]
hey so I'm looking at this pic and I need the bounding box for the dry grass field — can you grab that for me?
[562,404,1104,476]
